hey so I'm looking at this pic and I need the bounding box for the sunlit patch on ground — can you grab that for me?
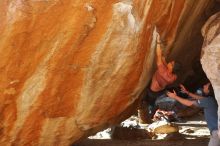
[88,111,210,140]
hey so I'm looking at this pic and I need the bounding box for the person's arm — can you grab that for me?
[180,84,204,100]
[167,90,195,107]
[187,92,204,100]
[156,31,168,66]
[156,42,163,66]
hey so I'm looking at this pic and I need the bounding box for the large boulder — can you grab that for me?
[0,0,215,145]
[201,12,220,133]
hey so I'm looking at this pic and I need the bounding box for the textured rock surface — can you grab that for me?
[0,0,215,145]
[201,12,220,133]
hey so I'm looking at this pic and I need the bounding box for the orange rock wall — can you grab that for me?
[0,0,213,145]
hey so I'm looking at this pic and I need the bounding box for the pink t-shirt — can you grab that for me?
[151,63,177,92]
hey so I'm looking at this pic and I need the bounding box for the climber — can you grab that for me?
[167,82,219,146]
[138,30,181,124]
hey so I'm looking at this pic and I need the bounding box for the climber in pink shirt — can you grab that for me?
[139,32,181,124]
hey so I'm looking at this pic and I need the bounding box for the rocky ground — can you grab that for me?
[75,111,210,146]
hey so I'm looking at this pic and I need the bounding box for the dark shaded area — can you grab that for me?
[111,126,151,140]
[74,138,209,146]
[169,1,220,85]
[182,60,208,93]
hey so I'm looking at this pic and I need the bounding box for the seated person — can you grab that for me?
[139,32,181,124]
[167,82,219,146]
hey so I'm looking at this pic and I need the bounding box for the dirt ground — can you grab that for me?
[75,111,210,146]
[75,138,209,146]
